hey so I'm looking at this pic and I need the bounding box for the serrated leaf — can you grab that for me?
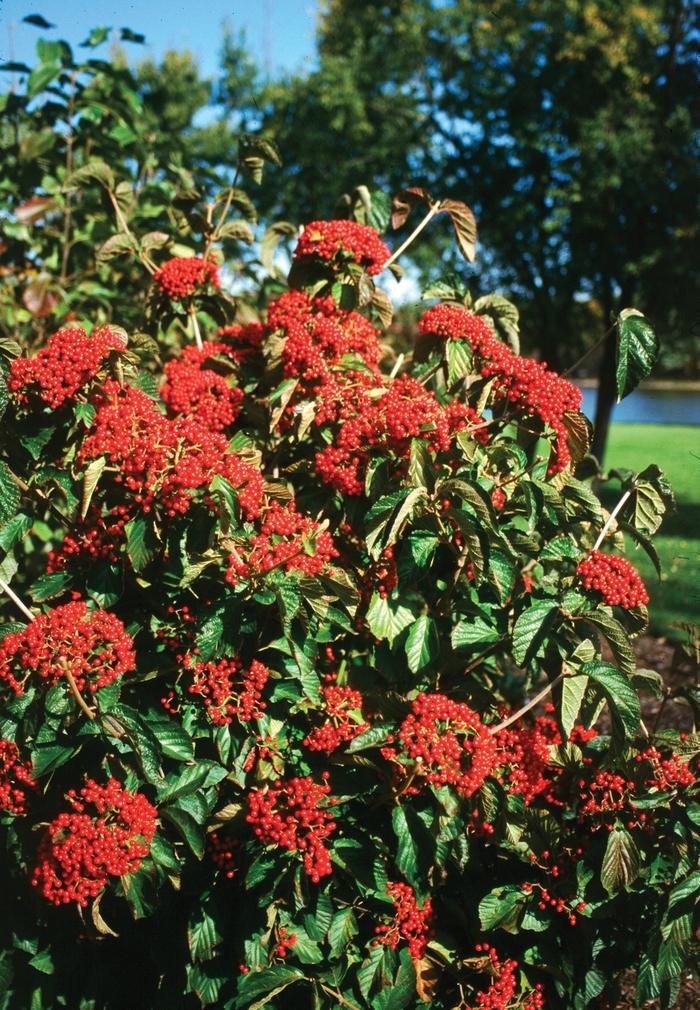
[65,160,115,192]
[188,897,223,961]
[366,593,415,645]
[372,949,416,1010]
[0,461,20,529]
[440,199,477,262]
[234,967,304,1010]
[365,487,426,561]
[80,457,105,519]
[479,886,525,932]
[559,673,588,739]
[391,187,431,230]
[124,515,155,572]
[451,618,500,651]
[512,601,558,665]
[260,221,297,274]
[218,220,254,243]
[615,308,659,401]
[328,907,359,958]
[580,610,635,677]
[445,338,472,385]
[405,614,439,672]
[347,724,392,752]
[601,826,640,894]
[582,661,640,740]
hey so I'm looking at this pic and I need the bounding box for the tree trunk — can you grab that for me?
[591,325,617,464]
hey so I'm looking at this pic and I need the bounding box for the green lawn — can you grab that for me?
[604,424,700,636]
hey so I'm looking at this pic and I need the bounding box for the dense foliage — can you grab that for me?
[0,20,698,1010]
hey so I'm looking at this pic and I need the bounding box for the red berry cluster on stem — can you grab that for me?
[186,656,269,726]
[303,684,368,753]
[577,549,649,608]
[0,600,135,698]
[382,693,500,797]
[419,304,582,473]
[32,778,157,906]
[161,341,244,431]
[152,257,220,300]
[0,739,35,816]
[225,501,338,583]
[374,881,433,960]
[246,775,337,882]
[9,325,123,409]
[294,220,390,276]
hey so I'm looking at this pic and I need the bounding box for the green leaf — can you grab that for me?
[601,826,640,894]
[27,62,61,98]
[0,461,20,530]
[160,806,205,859]
[479,886,526,932]
[392,805,433,881]
[366,593,415,646]
[124,515,155,572]
[347,724,393,752]
[582,661,640,741]
[96,232,138,262]
[80,27,110,47]
[624,465,675,538]
[23,14,55,28]
[615,308,659,401]
[559,673,588,739]
[365,488,426,561]
[65,160,115,192]
[29,571,72,602]
[372,949,416,1010]
[80,457,105,519]
[451,617,500,651]
[636,954,660,1004]
[234,967,304,1009]
[149,719,194,761]
[188,897,223,961]
[405,614,439,672]
[512,601,558,665]
[445,338,472,385]
[580,610,635,677]
[328,907,359,958]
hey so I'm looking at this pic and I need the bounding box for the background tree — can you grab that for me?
[218,0,699,461]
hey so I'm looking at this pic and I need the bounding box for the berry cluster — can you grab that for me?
[0,600,135,698]
[225,502,338,583]
[576,550,649,609]
[316,374,485,495]
[303,685,368,753]
[294,220,390,276]
[161,342,244,431]
[0,739,35,816]
[274,927,297,959]
[186,656,269,726]
[207,832,237,879]
[32,778,157,906]
[9,325,123,409]
[577,745,694,825]
[246,775,337,882]
[267,289,382,396]
[153,257,220,300]
[374,881,433,960]
[495,716,563,804]
[471,946,544,1010]
[382,693,500,797]
[46,506,129,573]
[81,381,263,519]
[419,304,582,473]
[217,321,265,364]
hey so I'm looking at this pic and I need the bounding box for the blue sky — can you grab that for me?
[0,1,319,77]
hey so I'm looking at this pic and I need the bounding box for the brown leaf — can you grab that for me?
[414,956,441,1003]
[371,287,394,330]
[391,187,432,230]
[563,410,593,463]
[16,196,56,225]
[22,276,59,318]
[440,199,478,262]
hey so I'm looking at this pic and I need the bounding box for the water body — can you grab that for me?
[577,387,700,425]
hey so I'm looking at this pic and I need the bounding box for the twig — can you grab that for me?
[0,577,35,621]
[63,668,96,721]
[383,203,441,270]
[189,307,203,351]
[488,672,565,735]
[389,352,405,379]
[563,322,616,377]
[593,489,632,551]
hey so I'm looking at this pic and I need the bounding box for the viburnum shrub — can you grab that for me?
[0,129,694,1010]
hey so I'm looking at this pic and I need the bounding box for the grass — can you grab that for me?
[603,423,700,637]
